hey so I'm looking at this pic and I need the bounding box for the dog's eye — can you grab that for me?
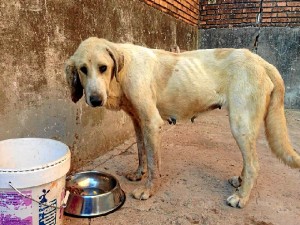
[99,65,107,73]
[80,66,88,75]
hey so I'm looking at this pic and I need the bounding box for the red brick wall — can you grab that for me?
[140,0,199,26]
[200,0,300,29]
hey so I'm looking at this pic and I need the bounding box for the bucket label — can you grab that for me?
[0,190,33,225]
[38,189,57,225]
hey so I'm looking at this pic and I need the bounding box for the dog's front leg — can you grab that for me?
[132,114,163,200]
[126,117,147,181]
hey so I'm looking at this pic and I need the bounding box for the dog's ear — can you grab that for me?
[106,46,124,82]
[65,58,83,103]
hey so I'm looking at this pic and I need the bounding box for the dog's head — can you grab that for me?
[65,37,124,107]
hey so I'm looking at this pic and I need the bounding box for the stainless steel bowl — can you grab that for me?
[64,171,125,217]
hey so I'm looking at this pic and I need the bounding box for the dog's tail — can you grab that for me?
[264,64,300,168]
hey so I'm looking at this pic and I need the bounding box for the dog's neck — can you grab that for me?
[106,78,124,111]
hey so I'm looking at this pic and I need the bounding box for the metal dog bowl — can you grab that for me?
[64,171,125,217]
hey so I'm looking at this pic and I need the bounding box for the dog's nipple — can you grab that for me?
[167,116,176,125]
[191,116,196,123]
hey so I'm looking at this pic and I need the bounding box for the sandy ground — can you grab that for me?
[64,109,300,225]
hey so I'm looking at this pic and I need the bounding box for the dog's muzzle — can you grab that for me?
[89,95,103,107]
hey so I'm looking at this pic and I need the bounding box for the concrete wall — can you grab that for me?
[199,27,300,109]
[0,0,198,170]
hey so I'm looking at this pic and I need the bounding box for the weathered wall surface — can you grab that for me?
[199,27,300,109]
[0,0,198,170]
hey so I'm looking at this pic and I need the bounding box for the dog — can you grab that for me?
[65,37,300,208]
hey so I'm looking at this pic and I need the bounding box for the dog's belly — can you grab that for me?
[157,94,224,122]
[154,55,228,122]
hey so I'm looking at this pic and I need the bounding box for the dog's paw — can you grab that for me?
[228,176,242,188]
[126,171,145,181]
[132,186,151,200]
[226,193,247,208]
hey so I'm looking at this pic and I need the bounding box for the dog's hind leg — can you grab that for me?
[226,81,268,208]
[126,117,147,181]
[226,106,264,208]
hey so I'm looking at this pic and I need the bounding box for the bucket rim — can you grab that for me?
[0,154,70,173]
[0,138,70,173]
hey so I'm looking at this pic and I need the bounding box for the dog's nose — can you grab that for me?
[89,95,103,107]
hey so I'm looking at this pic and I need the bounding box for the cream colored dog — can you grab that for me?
[65,37,300,208]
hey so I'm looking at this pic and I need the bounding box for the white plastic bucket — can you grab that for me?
[0,138,71,225]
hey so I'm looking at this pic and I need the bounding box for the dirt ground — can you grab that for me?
[64,109,300,225]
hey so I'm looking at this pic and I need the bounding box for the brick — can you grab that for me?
[182,1,189,8]
[242,18,256,23]
[292,7,300,12]
[206,20,219,25]
[240,3,260,8]
[243,8,260,13]
[272,7,292,12]
[220,14,229,19]
[161,0,168,8]
[218,9,234,14]
[262,18,272,23]
[233,13,245,19]
[263,2,276,7]
[277,2,287,7]
[264,7,273,12]
[287,11,300,17]
[207,9,216,15]
[217,19,234,25]
[203,14,219,20]
[277,12,288,17]
[204,4,219,10]
[263,12,272,18]
[271,17,291,23]
[232,8,244,14]
[287,2,300,7]
[290,17,300,23]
